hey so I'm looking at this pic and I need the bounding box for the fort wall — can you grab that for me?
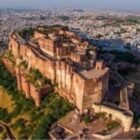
[7,30,109,112]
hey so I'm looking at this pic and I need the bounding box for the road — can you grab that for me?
[0,122,15,140]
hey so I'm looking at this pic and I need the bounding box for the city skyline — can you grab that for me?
[0,0,140,11]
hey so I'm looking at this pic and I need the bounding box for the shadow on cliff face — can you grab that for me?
[89,38,133,52]
[90,38,140,117]
[73,28,132,50]
[89,38,140,67]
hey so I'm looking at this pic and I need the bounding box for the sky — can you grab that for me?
[0,0,140,11]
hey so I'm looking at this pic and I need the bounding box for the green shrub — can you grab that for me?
[95,112,106,119]
[83,115,91,124]
[0,108,12,123]
[106,121,120,130]
[32,93,73,139]
[25,68,52,89]
[0,61,73,139]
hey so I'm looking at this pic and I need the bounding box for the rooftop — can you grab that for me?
[79,67,109,80]
[14,25,109,81]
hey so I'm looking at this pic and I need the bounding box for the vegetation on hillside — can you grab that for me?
[0,126,7,140]
[0,86,14,113]
[0,61,73,139]
[25,68,52,89]
[3,50,15,65]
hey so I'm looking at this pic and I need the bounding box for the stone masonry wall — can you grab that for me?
[9,34,109,112]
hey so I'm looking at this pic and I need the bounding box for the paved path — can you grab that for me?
[0,122,15,140]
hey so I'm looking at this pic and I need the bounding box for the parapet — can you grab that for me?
[93,103,133,132]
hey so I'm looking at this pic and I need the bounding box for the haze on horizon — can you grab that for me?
[0,0,140,11]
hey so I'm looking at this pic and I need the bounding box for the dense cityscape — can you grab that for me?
[0,8,140,140]
[0,9,140,51]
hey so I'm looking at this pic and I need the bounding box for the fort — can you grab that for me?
[5,25,109,112]
[3,25,134,132]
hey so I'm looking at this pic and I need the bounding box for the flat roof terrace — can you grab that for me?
[79,67,109,80]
